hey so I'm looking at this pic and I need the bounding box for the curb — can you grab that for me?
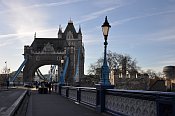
[0,90,28,116]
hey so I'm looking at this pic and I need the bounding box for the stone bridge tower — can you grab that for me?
[23,20,84,84]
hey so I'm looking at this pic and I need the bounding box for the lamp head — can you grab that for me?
[102,16,111,39]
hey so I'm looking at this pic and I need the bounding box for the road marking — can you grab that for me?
[0,107,6,112]
[75,101,79,104]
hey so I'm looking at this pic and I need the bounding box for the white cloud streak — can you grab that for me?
[111,10,175,26]
[77,7,117,24]
[0,0,84,14]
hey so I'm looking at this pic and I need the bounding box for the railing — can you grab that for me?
[105,90,158,116]
[61,86,68,97]
[68,87,77,100]
[80,87,96,107]
[57,86,175,116]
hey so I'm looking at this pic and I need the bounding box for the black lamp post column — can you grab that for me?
[96,16,114,113]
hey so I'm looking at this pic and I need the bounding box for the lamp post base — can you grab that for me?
[95,84,114,112]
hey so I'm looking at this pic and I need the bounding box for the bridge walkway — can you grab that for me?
[26,90,107,116]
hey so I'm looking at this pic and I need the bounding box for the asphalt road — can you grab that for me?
[0,88,25,113]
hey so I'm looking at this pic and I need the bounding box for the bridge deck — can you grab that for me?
[26,90,106,116]
[0,88,25,114]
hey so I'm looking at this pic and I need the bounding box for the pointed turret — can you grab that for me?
[78,25,82,40]
[34,32,36,38]
[64,19,77,38]
[78,25,82,35]
[68,18,73,24]
[58,25,62,38]
[58,25,62,33]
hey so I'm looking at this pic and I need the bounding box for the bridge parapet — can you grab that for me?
[58,86,175,116]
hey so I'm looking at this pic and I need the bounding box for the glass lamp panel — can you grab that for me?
[102,26,109,36]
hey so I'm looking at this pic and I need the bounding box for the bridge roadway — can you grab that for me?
[0,87,25,114]
[26,89,108,116]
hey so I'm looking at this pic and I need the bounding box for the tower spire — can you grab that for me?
[78,25,82,34]
[34,32,36,38]
[58,25,62,33]
[58,25,62,38]
[68,18,73,23]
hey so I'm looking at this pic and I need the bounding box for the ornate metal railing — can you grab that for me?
[68,87,77,100]
[61,86,68,97]
[105,90,158,116]
[57,86,175,116]
[80,87,96,107]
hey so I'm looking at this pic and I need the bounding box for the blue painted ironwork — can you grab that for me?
[36,69,47,81]
[49,65,56,82]
[11,58,27,82]
[59,55,69,84]
[74,48,80,83]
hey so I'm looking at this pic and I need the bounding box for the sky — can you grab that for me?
[0,0,175,74]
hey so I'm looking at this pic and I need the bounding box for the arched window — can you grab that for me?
[66,31,73,39]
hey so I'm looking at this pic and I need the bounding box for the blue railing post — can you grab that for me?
[156,94,175,116]
[77,88,81,103]
[96,84,114,112]
[66,87,69,98]
[59,84,64,95]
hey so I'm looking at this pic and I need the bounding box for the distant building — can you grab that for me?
[10,71,23,85]
[109,68,168,91]
[163,66,175,91]
[0,74,8,86]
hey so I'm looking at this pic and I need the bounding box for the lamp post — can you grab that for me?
[5,61,10,89]
[59,58,64,95]
[96,16,114,113]
[59,59,64,84]
[100,16,111,85]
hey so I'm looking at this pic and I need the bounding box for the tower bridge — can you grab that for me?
[4,19,174,116]
[14,20,84,85]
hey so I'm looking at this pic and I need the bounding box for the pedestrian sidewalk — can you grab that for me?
[26,90,107,116]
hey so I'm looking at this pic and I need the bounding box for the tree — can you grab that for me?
[145,69,163,79]
[88,50,139,77]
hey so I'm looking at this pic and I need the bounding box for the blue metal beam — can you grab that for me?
[60,55,69,84]
[11,58,27,82]
[74,48,80,82]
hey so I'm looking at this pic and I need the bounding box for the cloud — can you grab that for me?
[0,0,84,14]
[0,0,86,46]
[111,9,175,26]
[83,34,102,45]
[0,33,18,38]
[0,41,10,47]
[77,7,117,24]
[147,27,175,42]
[30,0,84,8]
[0,1,47,46]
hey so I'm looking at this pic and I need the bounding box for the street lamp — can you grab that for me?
[61,59,64,66]
[5,61,10,89]
[59,58,64,95]
[59,59,64,84]
[95,16,113,113]
[100,16,111,85]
